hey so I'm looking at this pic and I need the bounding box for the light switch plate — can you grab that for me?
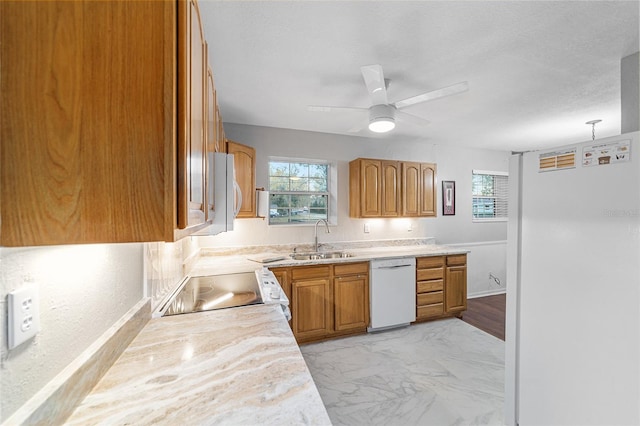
[7,284,41,350]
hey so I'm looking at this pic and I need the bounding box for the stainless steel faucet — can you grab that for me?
[314,219,330,252]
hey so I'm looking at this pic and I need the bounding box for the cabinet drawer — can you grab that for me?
[417,279,443,293]
[417,303,444,318]
[417,291,443,306]
[291,265,331,280]
[447,254,467,266]
[416,268,444,281]
[334,262,369,276]
[417,256,444,268]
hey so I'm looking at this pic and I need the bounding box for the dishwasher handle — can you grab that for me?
[376,264,414,269]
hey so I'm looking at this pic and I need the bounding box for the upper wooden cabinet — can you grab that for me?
[402,162,437,217]
[177,0,207,229]
[0,0,224,246]
[226,140,256,218]
[349,158,437,219]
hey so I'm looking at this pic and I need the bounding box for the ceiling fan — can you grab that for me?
[308,64,468,133]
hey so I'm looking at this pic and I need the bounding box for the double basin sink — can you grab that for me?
[289,251,354,261]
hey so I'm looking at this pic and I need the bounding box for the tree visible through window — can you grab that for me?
[472,170,508,221]
[268,160,329,224]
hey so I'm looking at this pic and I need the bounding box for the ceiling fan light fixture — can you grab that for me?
[368,104,396,133]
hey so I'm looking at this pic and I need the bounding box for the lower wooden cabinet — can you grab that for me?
[415,254,467,321]
[271,262,369,343]
[444,255,467,314]
[334,262,370,332]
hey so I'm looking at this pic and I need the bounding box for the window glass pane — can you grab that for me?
[309,164,328,178]
[289,177,309,191]
[269,159,331,224]
[309,178,327,192]
[269,177,289,191]
[290,163,308,178]
[269,162,290,177]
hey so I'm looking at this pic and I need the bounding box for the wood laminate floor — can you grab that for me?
[460,293,506,341]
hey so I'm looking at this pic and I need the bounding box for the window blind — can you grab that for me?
[472,170,508,221]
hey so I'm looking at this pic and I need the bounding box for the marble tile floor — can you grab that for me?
[300,318,505,426]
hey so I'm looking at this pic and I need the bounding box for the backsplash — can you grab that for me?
[198,237,436,257]
[144,238,200,311]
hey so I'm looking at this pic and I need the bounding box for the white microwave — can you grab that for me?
[196,152,241,236]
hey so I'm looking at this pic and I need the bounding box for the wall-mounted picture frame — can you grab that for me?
[442,181,455,215]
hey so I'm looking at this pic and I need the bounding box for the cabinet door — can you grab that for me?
[204,62,215,220]
[402,162,421,216]
[361,159,382,217]
[177,0,207,229]
[0,0,176,246]
[334,274,369,331]
[381,161,400,217]
[419,163,437,216]
[292,277,332,340]
[445,264,467,314]
[227,140,256,218]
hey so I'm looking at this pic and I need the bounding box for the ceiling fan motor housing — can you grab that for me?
[369,104,396,132]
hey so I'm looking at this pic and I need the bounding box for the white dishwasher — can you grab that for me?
[368,257,416,332]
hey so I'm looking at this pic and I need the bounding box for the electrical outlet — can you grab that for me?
[8,284,41,350]
[408,222,413,232]
[364,223,370,233]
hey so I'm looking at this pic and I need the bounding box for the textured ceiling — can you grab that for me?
[199,1,639,152]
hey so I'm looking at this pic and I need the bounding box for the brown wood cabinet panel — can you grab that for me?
[445,263,467,314]
[417,279,444,293]
[418,291,443,306]
[447,254,467,266]
[362,159,382,216]
[292,277,332,340]
[334,262,368,276]
[226,140,256,218]
[417,256,445,268]
[417,304,444,318]
[401,162,421,216]
[381,161,400,217]
[0,0,177,245]
[417,268,444,281]
[204,62,216,220]
[177,0,207,229]
[334,274,369,331]
[291,265,331,280]
[419,163,437,216]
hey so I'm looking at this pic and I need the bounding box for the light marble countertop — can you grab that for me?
[191,244,470,276]
[65,304,331,425]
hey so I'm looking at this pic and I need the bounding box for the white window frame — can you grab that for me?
[472,169,509,223]
[267,156,338,226]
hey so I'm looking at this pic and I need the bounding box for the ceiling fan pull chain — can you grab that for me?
[585,119,601,141]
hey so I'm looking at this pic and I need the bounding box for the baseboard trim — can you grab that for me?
[468,289,506,299]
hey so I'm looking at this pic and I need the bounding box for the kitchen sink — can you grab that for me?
[289,251,353,261]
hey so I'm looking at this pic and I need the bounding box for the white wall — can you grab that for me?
[0,244,144,422]
[199,123,510,249]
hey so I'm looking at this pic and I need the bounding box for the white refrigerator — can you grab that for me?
[505,131,639,425]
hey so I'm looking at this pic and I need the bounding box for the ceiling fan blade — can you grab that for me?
[307,105,368,113]
[394,81,469,110]
[397,110,431,127]
[360,64,388,105]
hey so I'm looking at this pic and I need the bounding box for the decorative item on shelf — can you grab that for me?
[442,181,455,216]
[256,187,269,219]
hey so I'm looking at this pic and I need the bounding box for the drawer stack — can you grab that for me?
[416,256,445,319]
